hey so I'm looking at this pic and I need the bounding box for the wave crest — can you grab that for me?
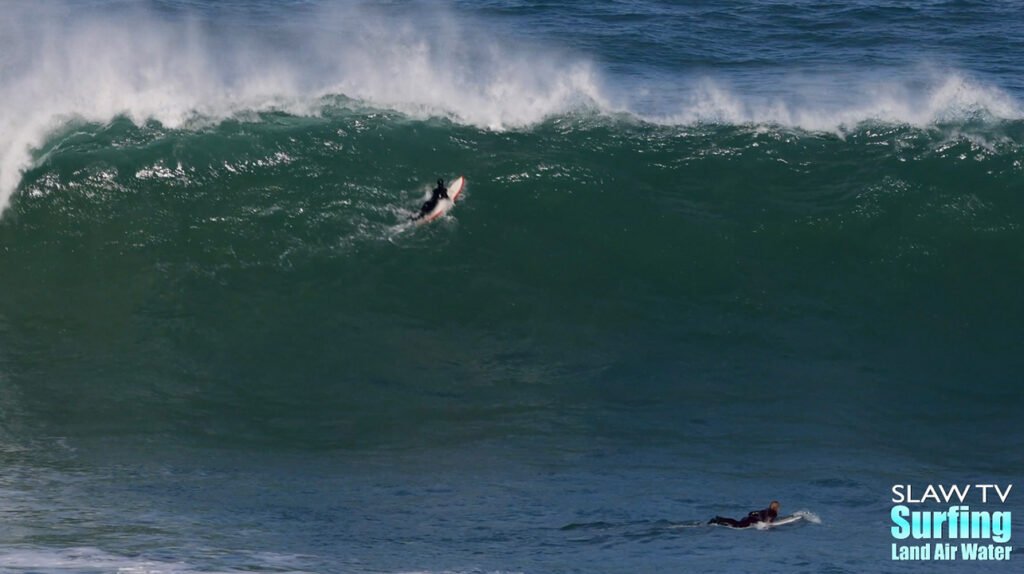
[2,1,1023,214]
[647,73,1022,131]
[0,1,604,213]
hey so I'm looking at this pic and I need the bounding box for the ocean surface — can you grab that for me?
[1,1,1022,572]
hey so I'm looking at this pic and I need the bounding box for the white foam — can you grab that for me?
[0,1,605,214]
[793,510,823,524]
[0,546,316,574]
[0,546,197,573]
[1,1,1022,215]
[645,72,1023,132]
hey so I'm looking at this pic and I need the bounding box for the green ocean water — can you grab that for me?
[2,1,1024,572]
[3,106,1022,573]
[3,108,1022,450]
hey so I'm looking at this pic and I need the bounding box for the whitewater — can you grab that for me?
[2,0,1023,214]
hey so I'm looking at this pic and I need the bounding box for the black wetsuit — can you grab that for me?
[709,505,778,528]
[414,181,449,220]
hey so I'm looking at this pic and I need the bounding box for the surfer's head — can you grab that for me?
[437,179,444,186]
[769,501,780,512]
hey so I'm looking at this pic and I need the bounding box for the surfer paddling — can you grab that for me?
[709,501,780,528]
[412,178,449,221]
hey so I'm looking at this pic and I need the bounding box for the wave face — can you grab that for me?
[1,2,1023,573]
[4,108,1022,446]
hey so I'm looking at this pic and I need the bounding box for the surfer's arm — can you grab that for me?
[748,509,772,522]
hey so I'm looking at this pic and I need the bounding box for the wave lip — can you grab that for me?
[646,73,1024,132]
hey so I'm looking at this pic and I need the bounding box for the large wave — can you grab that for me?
[2,0,1023,214]
[0,1,605,213]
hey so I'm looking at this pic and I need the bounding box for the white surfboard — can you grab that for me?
[757,514,803,528]
[414,176,465,224]
[712,514,804,530]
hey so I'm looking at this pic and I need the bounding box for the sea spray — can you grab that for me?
[4,1,1024,214]
[0,0,604,213]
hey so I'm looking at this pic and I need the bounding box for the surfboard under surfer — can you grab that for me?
[412,179,448,221]
[709,501,780,528]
